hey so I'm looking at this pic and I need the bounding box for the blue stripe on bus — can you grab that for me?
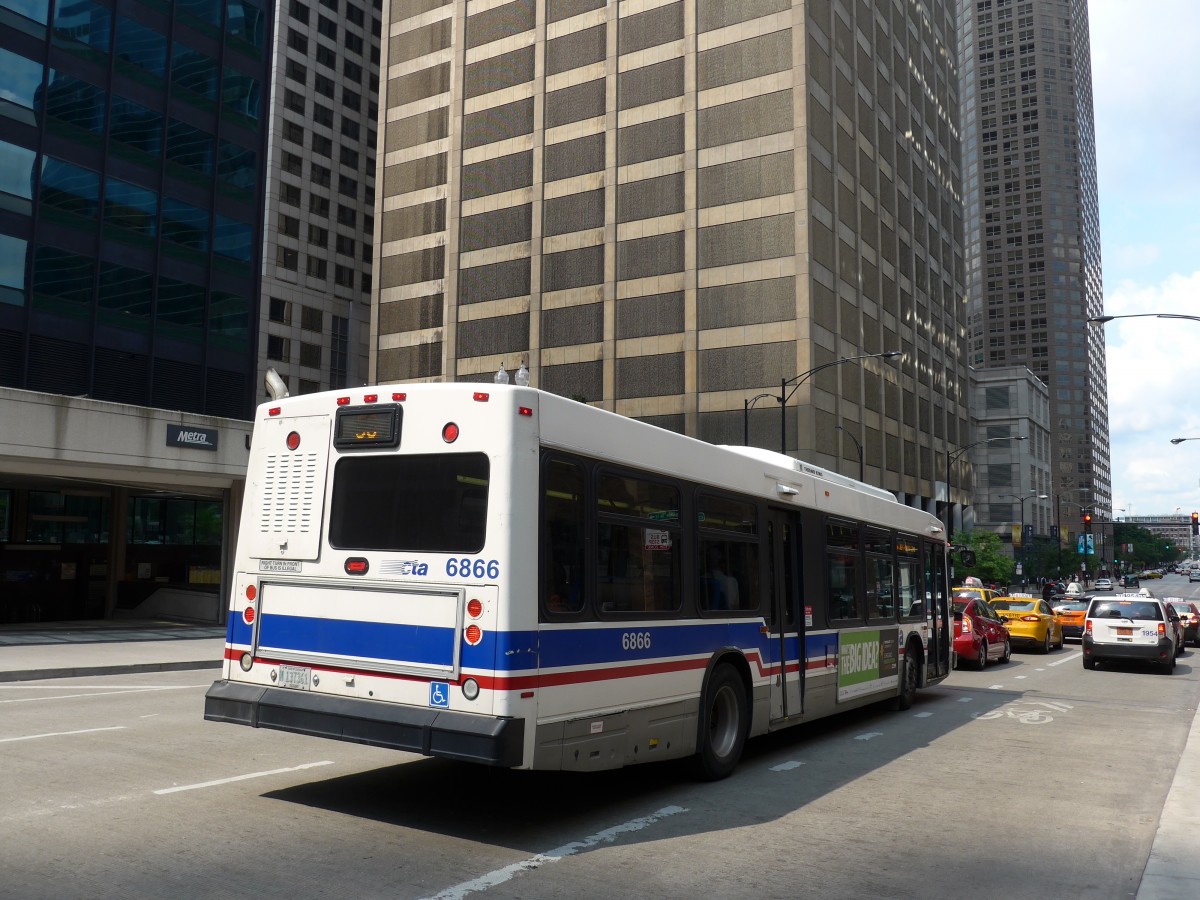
[234,613,851,676]
[256,614,457,667]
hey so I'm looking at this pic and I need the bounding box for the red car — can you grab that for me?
[953,595,1012,670]
[1168,601,1199,648]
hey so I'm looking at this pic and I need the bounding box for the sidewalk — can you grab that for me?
[0,619,225,682]
[0,619,1196,898]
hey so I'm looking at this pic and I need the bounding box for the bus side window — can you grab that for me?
[543,458,586,615]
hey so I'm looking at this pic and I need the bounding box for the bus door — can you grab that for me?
[767,508,804,722]
[926,542,952,679]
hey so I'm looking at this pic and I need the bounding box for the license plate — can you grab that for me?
[280,664,311,690]
[1116,627,1132,636]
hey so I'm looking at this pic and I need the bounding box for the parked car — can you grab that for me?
[1189,568,1200,583]
[1093,577,1113,591]
[1119,574,1140,588]
[1082,596,1179,673]
[990,595,1065,653]
[953,596,1012,670]
[1168,601,1200,647]
[1054,599,1090,641]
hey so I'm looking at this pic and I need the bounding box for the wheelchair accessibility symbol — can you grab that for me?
[429,682,449,708]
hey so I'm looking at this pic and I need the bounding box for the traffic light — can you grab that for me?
[1083,511,1093,533]
[1192,511,1198,536]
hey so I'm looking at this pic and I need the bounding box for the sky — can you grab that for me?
[1086,0,1200,520]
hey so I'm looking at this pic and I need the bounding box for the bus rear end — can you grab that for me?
[204,383,539,767]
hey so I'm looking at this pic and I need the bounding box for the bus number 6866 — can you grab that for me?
[622,631,651,651]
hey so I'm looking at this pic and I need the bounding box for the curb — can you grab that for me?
[0,660,222,683]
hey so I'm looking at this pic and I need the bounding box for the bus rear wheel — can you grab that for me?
[692,664,748,781]
[891,641,920,711]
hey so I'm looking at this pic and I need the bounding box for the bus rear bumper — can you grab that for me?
[204,679,525,768]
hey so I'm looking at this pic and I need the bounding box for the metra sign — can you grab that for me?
[166,425,218,451]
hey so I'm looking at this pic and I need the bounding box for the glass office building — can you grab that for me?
[958,0,1111,534]
[0,0,270,417]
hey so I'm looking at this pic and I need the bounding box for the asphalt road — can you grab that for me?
[3,581,1199,899]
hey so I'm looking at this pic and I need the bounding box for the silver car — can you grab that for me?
[1094,578,1113,591]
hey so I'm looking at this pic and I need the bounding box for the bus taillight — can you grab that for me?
[245,584,257,601]
[286,431,301,450]
[467,598,483,618]
[464,624,482,646]
[442,422,459,443]
[344,558,369,575]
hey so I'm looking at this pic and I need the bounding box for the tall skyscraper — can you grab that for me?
[0,0,271,418]
[957,0,1111,533]
[377,0,971,519]
[257,0,380,399]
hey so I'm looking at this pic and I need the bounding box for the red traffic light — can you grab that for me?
[1192,512,1198,523]
[1082,513,1092,525]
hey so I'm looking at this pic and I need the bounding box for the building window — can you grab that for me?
[279,182,301,206]
[335,234,356,257]
[301,305,323,331]
[281,151,303,176]
[287,29,308,53]
[316,45,336,69]
[269,297,291,324]
[300,341,322,368]
[267,334,290,361]
[340,117,360,140]
[342,88,361,113]
[311,164,331,187]
[284,89,306,114]
[315,74,335,98]
[277,213,299,237]
[343,59,362,82]
[276,246,298,270]
[306,256,327,278]
[340,146,359,168]
[307,224,328,247]
[313,104,333,128]
[317,15,337,39]
[311,133,332,157]
[344,32,363,56]
[337,175,357,198]
[298,378,320,394]
[310,194,330,217]
[331,314,349,387]
[336,204,356,227]
[283,120,304,145]
[335,263,355,287]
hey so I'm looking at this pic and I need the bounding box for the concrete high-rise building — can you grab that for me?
[377,0,972,520]
[257,0,381,399]
[957,0,1111,537]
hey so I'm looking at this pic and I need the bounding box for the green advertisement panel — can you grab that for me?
[838,628,899,701]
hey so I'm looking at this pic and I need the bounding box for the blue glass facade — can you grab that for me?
[0,0,270,417]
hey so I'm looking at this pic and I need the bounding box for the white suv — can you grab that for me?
[1083,595,1179,673]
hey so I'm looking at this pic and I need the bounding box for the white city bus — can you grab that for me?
[205,382,955,779]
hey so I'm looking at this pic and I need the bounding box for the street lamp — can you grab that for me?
[1089,313,1200,325]
[742,393,774,446]
[1002,491,1048,587]
[836,425,864,482]
[778,351,902,453]
[944,435,1029,536]
[1171,437,1200,445]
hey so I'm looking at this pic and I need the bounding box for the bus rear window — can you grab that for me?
[329,453,489,552]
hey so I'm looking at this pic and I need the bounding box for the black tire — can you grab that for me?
[974,641,988,671]
[1040,630,1051,654]
[892,642,920,711]
[999,638,1012,664]
[692,664,749,781]
[1055,630,1065,650]
[1162,655,1176,674]
[1083,654,1096,670]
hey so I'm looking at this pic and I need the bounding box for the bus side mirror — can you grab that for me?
[958,549,977,567]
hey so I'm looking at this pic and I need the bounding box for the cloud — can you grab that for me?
[1103,272,1200,514]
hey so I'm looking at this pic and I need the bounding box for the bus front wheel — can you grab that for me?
[692,664,749,781]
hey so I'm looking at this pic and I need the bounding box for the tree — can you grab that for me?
[952,530,1015,587]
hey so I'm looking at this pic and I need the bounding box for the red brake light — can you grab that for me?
[1158,623,1166,637]
[1020,615,1040,622]
[364,394,378,403]
[442,422,459,443]
[473,392,489,402]
[1085,620,1093,634]
[392,392,406,401]
[268,407,281,416]
[467,598,483,618]
[464,624,482,645]
[245,584,256,601]
[961,616,973,633]
[345,558,369,575]
[336,396,350,406]
[286,431,301,451]
[518,406,533,417]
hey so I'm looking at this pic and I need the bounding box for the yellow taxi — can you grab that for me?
[952,576,1000,607]
[990,593,1064,653]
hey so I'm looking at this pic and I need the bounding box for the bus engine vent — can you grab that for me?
[260,451,320,535]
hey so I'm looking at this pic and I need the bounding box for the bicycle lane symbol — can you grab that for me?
[972,699,1071,725]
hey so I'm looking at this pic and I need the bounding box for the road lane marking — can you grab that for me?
[0,726,127,743]
[153,760,335,794]
[1047,652,1082,666]
[0,685,202,704]
[914,712,933,717]
[770,760,804,771]
[854,732,883,741]
[421,805,688,900]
